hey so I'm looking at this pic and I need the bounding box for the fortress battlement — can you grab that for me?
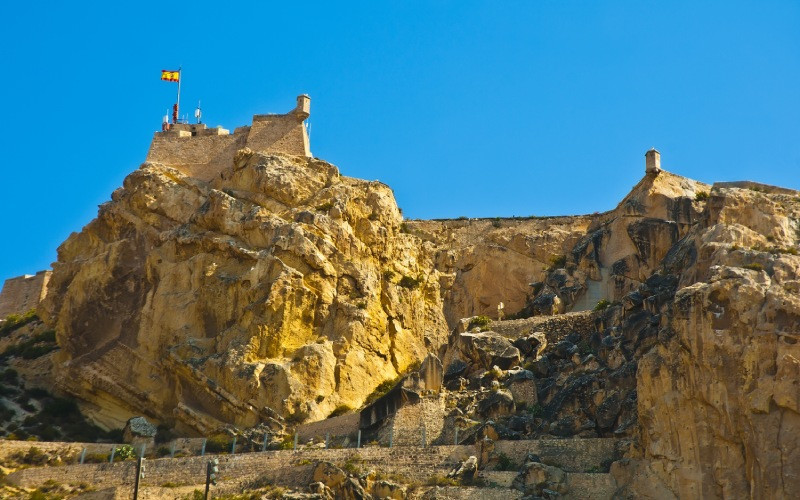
[146,95,311,181]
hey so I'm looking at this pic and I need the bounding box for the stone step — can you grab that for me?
[565,472,617,500]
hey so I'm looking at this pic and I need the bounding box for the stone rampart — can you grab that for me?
[145,129,247,181]
[0,270,51,318]
[489,311,598,341]
[145,96,311,182]
[713,180,799,196]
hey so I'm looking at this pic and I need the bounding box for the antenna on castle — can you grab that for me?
[195,101,202,124]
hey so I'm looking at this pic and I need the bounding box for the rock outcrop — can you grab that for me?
[29,140,800,499]
[41,151,449,431]
[632,184,800,498]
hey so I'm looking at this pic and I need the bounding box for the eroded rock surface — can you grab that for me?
[41,151,449,431]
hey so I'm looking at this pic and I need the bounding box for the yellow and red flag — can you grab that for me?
[161,70,180,82]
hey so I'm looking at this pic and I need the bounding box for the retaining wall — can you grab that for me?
[5,437,619,490]
[489,311,598,341]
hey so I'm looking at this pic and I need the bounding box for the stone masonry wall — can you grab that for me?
[494,438,617,472]
[0,270,51,318]
[145,103,310,182]
[376,395,449,447]
[489,311,598,342]
[146,130,247,182]
[7,445,473,489]
[5,438,619,490]
[246,114,309,158]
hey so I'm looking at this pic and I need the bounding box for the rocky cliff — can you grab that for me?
[40,150,449,432]
[30,146,800,498]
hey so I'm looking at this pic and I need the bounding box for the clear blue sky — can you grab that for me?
[1,1,799,281]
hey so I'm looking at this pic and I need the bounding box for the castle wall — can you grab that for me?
[144,97,311,182]
[0,270,51,318]
[246,114,309,158]
[145,129,248,182]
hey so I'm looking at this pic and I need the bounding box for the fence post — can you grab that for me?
[231,436,237,455]
[293,433,299,451]
[454,428,459,445]
[79,448,87,464]
[357,430,361,449]
[109,447,116,463]
[325,433,329,449]
[201,438,207,457]
[389,428,393,448]
[170,441,176,458]
[262,434,268,452]
[140,444,146,458]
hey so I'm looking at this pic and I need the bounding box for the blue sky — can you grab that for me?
[1,1,798,281]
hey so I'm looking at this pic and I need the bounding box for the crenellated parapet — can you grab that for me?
[146,95,311,181]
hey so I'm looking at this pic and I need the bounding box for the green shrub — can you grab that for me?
[549,255,567,269]
[426,475,459,486]
[155,423,175,444]
[328,405,353,418]
[1,329,58,360]
[695,191,709,201]
[114,444,136,461]
[528,403,544,417]
[382,270,395,281]
[364,378,399,406]
[20,446,49,465]
[398,275,421,289]
[25,387,50,399]
[0,309,38,337]
[1,368,18,384]
[744,263,764,272]
[577,339,594,356]
[593,299,611,311]
[316,201,334,212]
[205,433,232,454]
[495,452,519,471]
[41,398,79,419]
[468,315,492,330]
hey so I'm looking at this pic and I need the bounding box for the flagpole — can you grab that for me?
[176,66,182,124]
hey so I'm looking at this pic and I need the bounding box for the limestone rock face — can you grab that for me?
[41,151,448,431]
[635,185,800,499]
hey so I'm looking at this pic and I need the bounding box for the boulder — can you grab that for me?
[477,389,515,418]
[448,455,478,480]
[448,331,521,372]
[506,370,537,406]
[122,416,157,444]
[512,461,568,497]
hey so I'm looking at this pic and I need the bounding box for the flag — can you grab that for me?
[161,70,180,82]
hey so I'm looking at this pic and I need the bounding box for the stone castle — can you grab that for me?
[0,96,311,321]
[146,94,312,181]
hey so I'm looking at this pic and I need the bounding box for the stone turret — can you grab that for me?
[645,148,661,173]
[294,94,311,120]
